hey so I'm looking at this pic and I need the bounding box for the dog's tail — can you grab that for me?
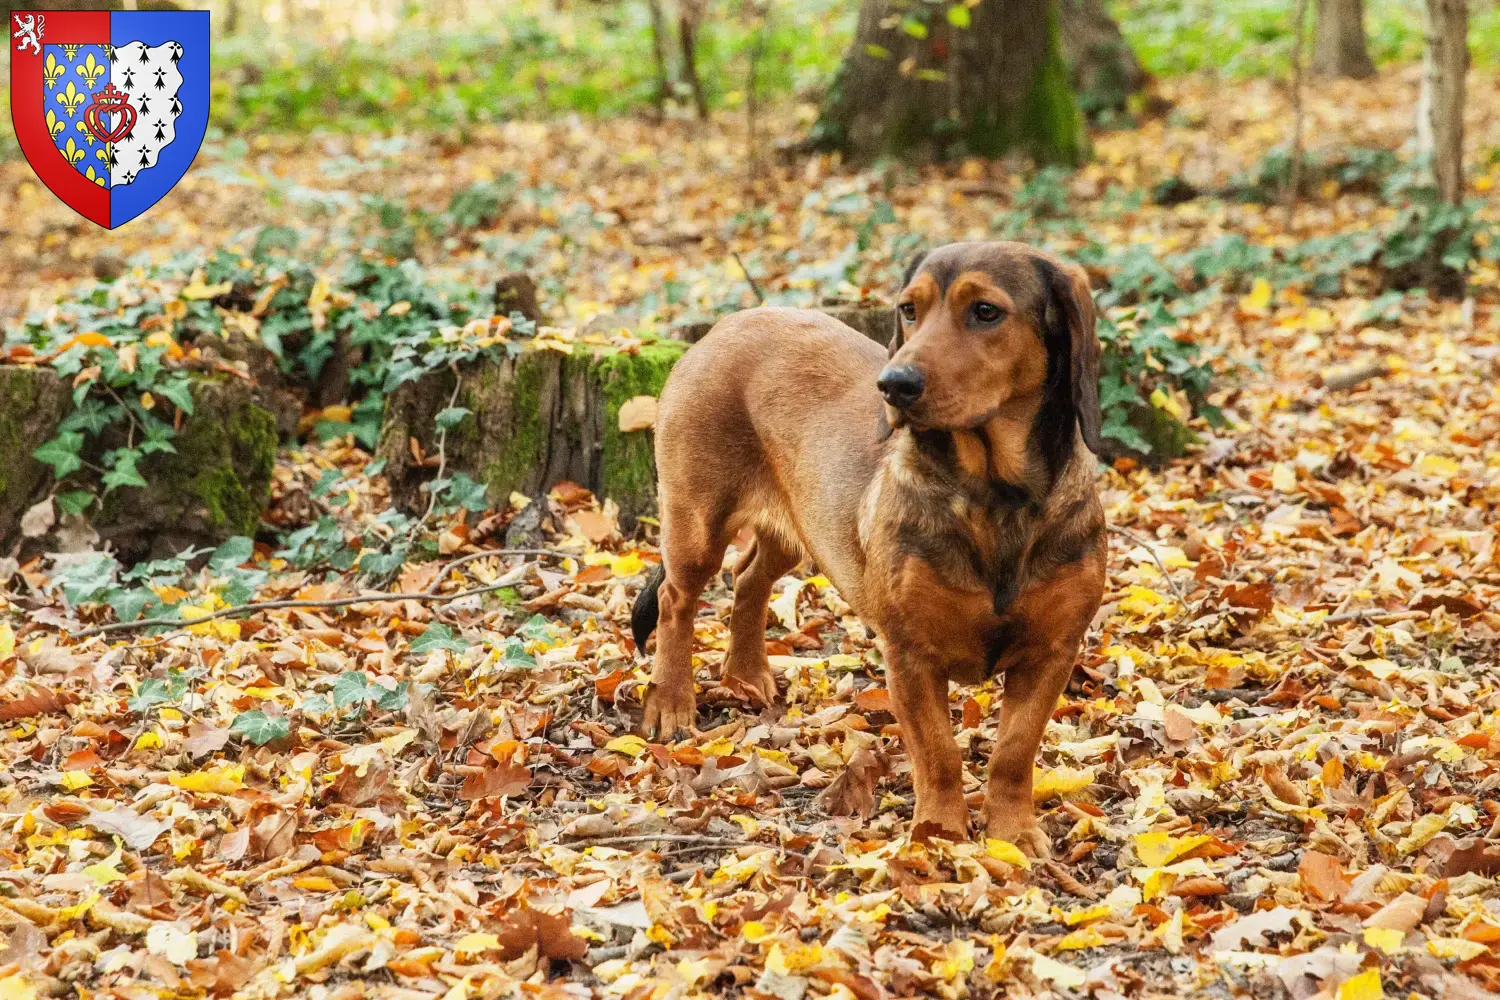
[631,563,666,655]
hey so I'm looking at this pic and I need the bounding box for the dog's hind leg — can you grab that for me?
[720,529,800,706]
[641,499,728,740]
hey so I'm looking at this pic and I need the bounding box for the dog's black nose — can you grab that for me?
[877,365,925,409]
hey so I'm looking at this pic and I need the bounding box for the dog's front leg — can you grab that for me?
[982,648,1074,859]
[887,653,969,837]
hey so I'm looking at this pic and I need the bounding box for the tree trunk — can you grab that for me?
[812,0,1086,164]
[1312,0,1376,78]
[1057,0,1149,117]
[1417,0,1468,207]
[678,0,709,120]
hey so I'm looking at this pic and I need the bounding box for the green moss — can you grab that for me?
[1018,0,1088,166]
[593,340,686,517]
[479,352,550,500]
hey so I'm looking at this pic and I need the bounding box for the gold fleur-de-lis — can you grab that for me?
[43,54,64,91]
[61,137,85,166]
[94,146,109,166]
[62,44,81,62]
[76,53,106,88]
[56,82,86,118]
[45,109,64,141]
[74,119,97,146]
[85,166,105,187]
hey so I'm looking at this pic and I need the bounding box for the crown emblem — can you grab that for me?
[82,83,135,144]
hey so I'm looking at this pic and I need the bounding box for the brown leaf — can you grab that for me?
[183,723,231,758]
[853,688,890,714]
[493,905,588,961]
[1263,763,1307,806]
[1436,837,1500,878]
[816,748,885,818]
[324,758,392,806]
[250,806,298,859]
[1298,850,1351,901]
[460,761,532,800]
[571,509,617,543]
[1363,892,1427,932]
[0,688,68,721]
[1163,707,1195,742]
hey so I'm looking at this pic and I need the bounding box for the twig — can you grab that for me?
[562,834,770,850]
[67,548,577,641]
[411,366,464,539]
[733,252,765,305]
[424,547,578,595]
[743,0,769,181]
[1107,524,1186,603]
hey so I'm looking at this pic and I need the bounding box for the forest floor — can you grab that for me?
[1,69,1499,999]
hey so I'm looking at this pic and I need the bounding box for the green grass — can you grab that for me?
[1115,0,1500,78]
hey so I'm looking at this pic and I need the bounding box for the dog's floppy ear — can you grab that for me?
[890,249,929,357]
[1041,259,1103,455]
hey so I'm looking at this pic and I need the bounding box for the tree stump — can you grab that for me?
[0,368,278,560]
[377,341,688,530]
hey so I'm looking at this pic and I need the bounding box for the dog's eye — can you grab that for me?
[972,302,1004,324]
[899,302,917,323]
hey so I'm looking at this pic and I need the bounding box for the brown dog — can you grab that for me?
[630,241,1107,856]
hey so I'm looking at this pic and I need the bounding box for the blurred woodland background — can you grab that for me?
[0,2,1499,998]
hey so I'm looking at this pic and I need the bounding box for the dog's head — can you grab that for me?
[879,241,1102,455]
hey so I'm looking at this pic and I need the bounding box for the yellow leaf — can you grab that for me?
[319,404,353,424]
[984,839,1033,870]
[1396,812,1448,854]
[82,847,125,886]
[1029,953,1086,989]
[454,932,500,955]
[0,974,37,1000]
[608,552,646,577]
[292,876,340,892]
[1239,277,1273,314]
[1032,766,1095,803]
[1428,937,1488,961]
[1337,968,1383,1000]
[741,920,771,943]
[170,764,245,795]
[0,623,14,659]
[180,278,232,301]
[1362,927,1405,954]
[1119,586,1173,617]
[604,734,648,757]
[1063,903,1113,926]
[1054,926,1109,951]
[59,770,93,790]
[1415,454,1460,478]
[139,391,156,410]
[1271,462,1297,492]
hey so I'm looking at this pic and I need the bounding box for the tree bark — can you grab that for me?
[1057,0,1148,116]
[812,0,1086,164]
[678,0,709,120]
[1417,0,1468,206]
[1312,0,1376,78]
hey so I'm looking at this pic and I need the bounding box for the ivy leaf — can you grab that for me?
[209,536,255,574]
[333,671,374,709]
[411,623,467,654]
[157,377,195,415]
[230,710,289,746]
[375,682,410,711]
[33,432,85,478]
[446,472,490,513]
[57,552,119,606]
[434,406,472,431]
[105,587,159,624]
[55,490,95,516]
[518,614,554,642]
[500,638,537,669]
[101,449,148,492]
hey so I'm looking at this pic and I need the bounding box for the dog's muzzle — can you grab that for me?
[877,365,925,409]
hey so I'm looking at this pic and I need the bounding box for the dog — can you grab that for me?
[630,241,1107,857]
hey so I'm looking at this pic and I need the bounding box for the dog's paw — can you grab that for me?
[720,665,779,707]
[641,682,697,742]
[985,814,1052,860]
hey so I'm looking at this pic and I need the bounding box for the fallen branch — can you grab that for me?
[1107,523,1187,603]
[67,548,579,640]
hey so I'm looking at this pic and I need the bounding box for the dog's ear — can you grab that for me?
[1041,259,1103,454]
[890,249,929,357]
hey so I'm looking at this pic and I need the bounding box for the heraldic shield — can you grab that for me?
[10,10,209,229]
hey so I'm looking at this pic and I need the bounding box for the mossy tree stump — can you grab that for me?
[0,368,278,560]
[378,341,687,529]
